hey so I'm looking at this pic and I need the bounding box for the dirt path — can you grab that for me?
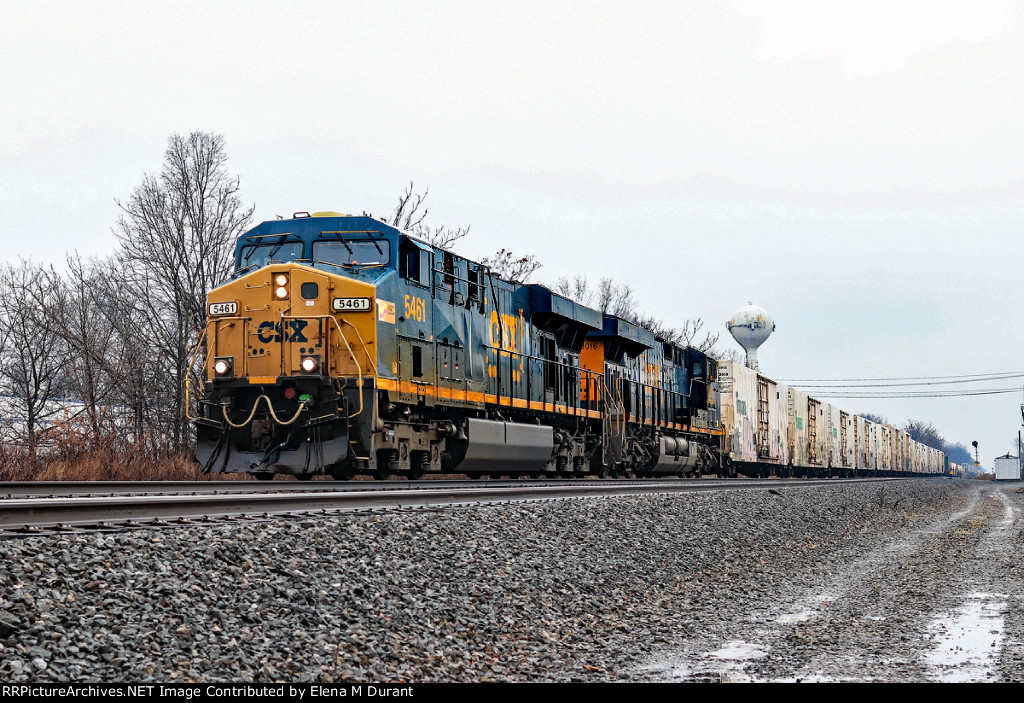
[638,481,1024,682]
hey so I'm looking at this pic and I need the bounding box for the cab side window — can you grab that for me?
[400,239,432,287]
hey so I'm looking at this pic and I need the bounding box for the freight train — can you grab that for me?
[191,212,952,480]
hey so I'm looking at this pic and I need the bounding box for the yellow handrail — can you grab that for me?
[604,376,625,438]
[185,310,378,427]
[339,319,379,376]
[183,324,210,423]
[221,395,309,428]
[280,313,373,419]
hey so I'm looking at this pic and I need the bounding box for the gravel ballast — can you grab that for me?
[0,479,1019,682]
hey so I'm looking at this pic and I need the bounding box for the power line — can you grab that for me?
[779,370,1024,383]
[811,388,1020,399]
[792,373,1024,389]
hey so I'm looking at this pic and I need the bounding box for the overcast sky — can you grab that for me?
[1,0,1021,466]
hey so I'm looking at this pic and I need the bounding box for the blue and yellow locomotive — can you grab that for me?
[193,212,723,479]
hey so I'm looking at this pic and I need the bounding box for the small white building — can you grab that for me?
[993,454,1021,481]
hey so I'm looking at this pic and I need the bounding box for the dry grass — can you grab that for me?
[0,437,475,482]
[0,420,253,481]
[0,447,249,482]
[33,451,226,481]
[0,419,493,482]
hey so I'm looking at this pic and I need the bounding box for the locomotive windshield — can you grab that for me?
[237,241,305,273]
[312,239,390,270]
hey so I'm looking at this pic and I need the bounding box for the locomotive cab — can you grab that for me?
[194,213,392,478]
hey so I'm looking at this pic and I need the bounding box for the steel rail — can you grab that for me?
[0,477,911,531]
[0,478,699,498]
[0,476,907,498]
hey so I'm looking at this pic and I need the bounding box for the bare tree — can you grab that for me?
[391,184,555,285]
[391,181,429,231]
[599,278,638,318]
[678,318,719,349]
[94,261,176,453]
[0,260,72,458]
[553,275,595,307]
[555,276,635,316]
[113,132,254,449]
[707,346,741,363]
[390,182,471,249]
[554,275,718,351]
[859,412,889,424]
[903,419,945,450]
[34,255,122,447]
[482,248,543,283]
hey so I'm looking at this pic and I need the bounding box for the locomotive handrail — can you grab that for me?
[338,319,379,376]
[184,317,315,428]
[609,376,625,434]
[184,315,260,422]
[191,311,377,427]
[221,395,310,428]
[279,313,371,420]
[183,323,212,423]
[486,344,606,415]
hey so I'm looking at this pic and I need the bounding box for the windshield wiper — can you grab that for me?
[368,237,383,257]
[267,235,296,261]
[341,240,355,262]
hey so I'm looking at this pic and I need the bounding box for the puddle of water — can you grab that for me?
[925,591,1006,682]
[775,591,837,624]
[772,673,845,683]
[777,610,815,623]
[640,640,769,681]
[708,640,768,660]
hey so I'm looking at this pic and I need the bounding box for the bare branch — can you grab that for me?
[552,274,719,350]
[391,182,471,249]
[112,132,254,450]
[392,181,430,231]
[481,249,542,283]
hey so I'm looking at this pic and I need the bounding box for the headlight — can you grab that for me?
[300,355,321,375]
[213,356,234,379]
[273,273,289,299]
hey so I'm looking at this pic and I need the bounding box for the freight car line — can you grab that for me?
[0,478,909,533]
[192,212,956,483]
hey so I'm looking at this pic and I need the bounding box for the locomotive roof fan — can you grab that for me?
[727,303,775,371]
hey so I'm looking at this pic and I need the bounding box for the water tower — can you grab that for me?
[727,303,775,371]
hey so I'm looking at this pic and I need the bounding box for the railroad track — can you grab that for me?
[0,478,716,498]
[0,477,912,535]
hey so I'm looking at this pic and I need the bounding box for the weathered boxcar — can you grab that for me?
[719,361,792,476]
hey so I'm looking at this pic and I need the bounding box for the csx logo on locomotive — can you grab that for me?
[256,319,309,343]
[488,310,524,350]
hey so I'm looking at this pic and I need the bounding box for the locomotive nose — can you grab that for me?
[195,263,381,475]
